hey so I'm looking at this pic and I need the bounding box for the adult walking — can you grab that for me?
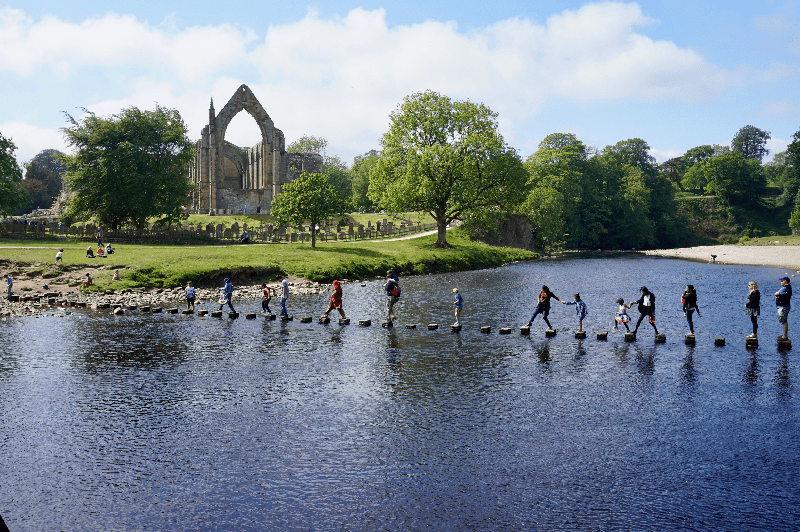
[745,281,760,339]
[5,274,12,299]
[277,275,289,316]
[682,284,700,334]
[630,286,659,336]
[527,285,562,329]
[218,277,236,313]
[322,280,346,320]
[775,277,791,340]
[384,270,400,323]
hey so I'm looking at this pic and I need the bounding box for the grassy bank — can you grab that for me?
[0,228,535,290]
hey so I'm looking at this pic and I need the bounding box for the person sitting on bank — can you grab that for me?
[97,246,106,258]
[105,243,115,255]
[86,246,95,258]
[83,273,92,287]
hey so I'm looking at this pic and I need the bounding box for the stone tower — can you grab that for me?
[185,84,323,214]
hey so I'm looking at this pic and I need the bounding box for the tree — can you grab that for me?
[368,90,527,247]
[351,149,379,211]
[22,149,65,212]
[61,105,194,234]
[520,186,565,254]
[270,172,348,248]
[685,151,765,205]
[0,132,28,216]
[288,135,351,207]
[732,125,771,162]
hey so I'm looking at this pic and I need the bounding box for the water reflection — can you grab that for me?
[2,256,800,531]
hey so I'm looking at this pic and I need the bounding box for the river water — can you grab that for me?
[1,255,799,531]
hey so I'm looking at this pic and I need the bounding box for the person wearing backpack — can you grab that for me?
[630,286,658,336]
[385,270,401,323]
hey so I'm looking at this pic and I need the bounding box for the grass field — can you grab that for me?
[0,228,535,290]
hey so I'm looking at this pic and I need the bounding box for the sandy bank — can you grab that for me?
[642,245,800,273]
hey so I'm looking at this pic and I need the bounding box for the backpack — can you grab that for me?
[391,284,401,298]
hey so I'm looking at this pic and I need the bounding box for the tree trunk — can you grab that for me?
[311,227,316,248]
[435,217,449,248]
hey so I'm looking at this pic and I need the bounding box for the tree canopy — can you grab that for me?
[683,151,765,205]
[270,172,348,248]
[61,105,194,233]
[368,90,527,247]
[0,132,28,216]
[288,134,351,208]
[22,149,65,212]
[731,125,771,162]
[350,149,379,211]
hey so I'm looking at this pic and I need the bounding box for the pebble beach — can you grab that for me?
[643,244,800,273]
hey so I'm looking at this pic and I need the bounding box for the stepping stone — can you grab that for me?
[480,326,491,334]
[746,336,758,348]
[499,327,512,335]
[208,310,222,318]
[281,315,293,321]
[99,303,111,309]
[575,330,587,339]
[265,314,277,320]
[520,326,530,336]
[624,332,636,342]
[319,317,331,324]
[151,307,162,313]
[405,324,416,329]
[545,329,557,337]
[8,295,19,302]
[655,334,667,343]
[182,309,194,315]
[714,337,725,346]
[245,313,257,319]
[229,312,239,319]
[596,331,608,340]
[778,338,792,350]
[48,298,56,305]
[197,310,208,316]
[127,305,137,311]
[381,321,393,328]
[140,306,151,312]
[339,318,350,325]
[427,323,439,330]
[359,319,371,326]
[300,316,313,323]
[113,307,124,315]
[451,324,462,332]
[685,333,695,345]
[77,302,87,308]
[167,308,179,314]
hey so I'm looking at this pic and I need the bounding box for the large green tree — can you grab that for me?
[61,106,194,233]
[22,149,65,212]
[288,135,352,208]
[270,172,348,248]
[731,125,771,162]
[350,149,379,211]
[0,132,28,216]
[683,151,765,205]
[368,90,527,247]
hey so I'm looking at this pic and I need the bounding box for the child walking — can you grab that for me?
[322,280,346,319]
[564,293,588,332]
[261,283,273,314]
[185,281,196,311]
[614,298,631,331]
[452,288,463,326]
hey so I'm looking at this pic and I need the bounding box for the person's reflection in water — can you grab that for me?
[774,352,791,398]
[743,352,760,393]
[680,348,697,391]
[535,343,551,365]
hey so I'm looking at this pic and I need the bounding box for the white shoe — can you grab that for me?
[453,322,460,326]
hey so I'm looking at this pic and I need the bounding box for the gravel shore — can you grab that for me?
[642,245,800,273]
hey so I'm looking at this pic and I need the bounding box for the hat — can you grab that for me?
[780,276,791,282]
[452,288,458,293]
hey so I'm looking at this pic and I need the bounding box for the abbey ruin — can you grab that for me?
[186,85,322,215]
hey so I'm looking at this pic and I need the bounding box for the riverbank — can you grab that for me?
[643,243,800,273]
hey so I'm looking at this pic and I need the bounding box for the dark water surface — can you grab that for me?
[2,256,799,531]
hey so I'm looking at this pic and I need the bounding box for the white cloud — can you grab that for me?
[0,3,766,164]
[0,121,69,163]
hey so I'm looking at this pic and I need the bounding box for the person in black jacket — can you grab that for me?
[745,280,760,339]
[630,286,659,335]
[682,284,700,334]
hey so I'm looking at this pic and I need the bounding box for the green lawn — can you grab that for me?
[0,228,535,290]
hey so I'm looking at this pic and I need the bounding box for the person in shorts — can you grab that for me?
[452,288,463,326]
[55,249,63,264]
[384,270,400,323]
[185,281,196,311]
[775,277,792,340]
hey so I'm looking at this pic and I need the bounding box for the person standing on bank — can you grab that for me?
[775,277,792,340]
[277,275,289,316]
[630,286,659,336]
[528,285,563,329]
[218,277,235,313]
[5,274,12,299]
[55,249,63,265]
[322,279,346,320]
[385,270,400,323]
[682,285,700,334]
[745,281,760,339]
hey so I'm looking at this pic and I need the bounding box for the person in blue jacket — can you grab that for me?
[775,276,792,340]
[218,278,236,313]
[564,293,588,332]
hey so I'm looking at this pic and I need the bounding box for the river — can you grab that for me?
[1,255,798,531]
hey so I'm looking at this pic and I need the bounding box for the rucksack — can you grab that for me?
[391,284,401,298]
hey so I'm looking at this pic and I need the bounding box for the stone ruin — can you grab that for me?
[185,84,322,215]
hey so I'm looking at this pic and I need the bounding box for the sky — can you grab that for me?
[1,0,799,167]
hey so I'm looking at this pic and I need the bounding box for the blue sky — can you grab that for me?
[1,0,799,166]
